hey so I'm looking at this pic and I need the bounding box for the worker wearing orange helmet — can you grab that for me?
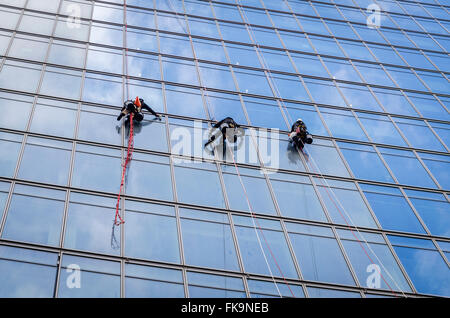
[117,96,161,122]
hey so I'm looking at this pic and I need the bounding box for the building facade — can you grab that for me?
[0,0,448,298]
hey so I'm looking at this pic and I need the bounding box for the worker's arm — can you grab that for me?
[117,105,127,121]
[141,100,159,117]
[213,118,225,128]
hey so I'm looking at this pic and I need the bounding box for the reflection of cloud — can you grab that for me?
[86,48,122,74]
[40,68,82,100]
[83,76,122,106]
[160,34,193,57]
[411,249,450,296]
[90,24,122,47]
[157,13,187,34]
[48,41,86,68]
[66,204,119,255]
[92,3,123,23]
[127,54,159,79]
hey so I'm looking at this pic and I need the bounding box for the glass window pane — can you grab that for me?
[125,153,173,201]
[86,46,123,75]
[188,17,219,38]
[0,60,42,93]
[361,184,426,234]
[406,92,449,121]
[358,113,407,147]
[174,161,226,209]
[405,189,450,238]
[234,68,272,96]
[8,34,48,62]
[133,117,168,153]
[90,22,122,47]
[395,118,446,152]
[287,223,355,286]
[64,193,120,255]
[303,140,350,178]
[0,92,33,131]
[127,7,155,29]
[389,236,450,297]
[234,216,298,279]
[72,145,122,194]
[199,63,236,92]
[379,147,437,188]
[338,142,394,183]
[165,85,205,118]
[284,103,328,136]
[337,83,382,112]
[54,16,90,42]
[187,272,246,298]
[58,255,120,298]
[338,229,412,293]
[82,73,123,107]
[307,287,361,298]
[125,202,179,263]
[180,208,239,271]
[0,246,57,297]
[320,109,368,141]
[30,99,77,138]
[193,39,227,64]
[40,67,83,100]
[315,179,377,228]
[159,33,193,58]
[77,105,121,145]
[18,12,55,36]
[372,87,418,116]
[162,57,199,86]
[0,132,22,178]
[225,43,260,68]
[290,53,329,78]
[243,97,286,130]
[204,91,247,125]
[125,264,184,298]
[3,185,65,246]
[271,74,310,102]
[18,137,72,186]
[418,152,450,190]
[127,29,158,53]
[269,173,327,222]
[248,279,304,298]
[222,167,276,216]
[304,78,347,107]
[259,49,295,73]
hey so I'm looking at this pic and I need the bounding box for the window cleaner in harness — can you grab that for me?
[204,117,245,147]
[289,118,313,150]
[117,96,161,122]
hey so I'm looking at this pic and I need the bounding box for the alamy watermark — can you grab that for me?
[170,121,281,173]
[66,263,81,289]
[366,264,381,289]
[366,4,381,29]
[65,4,81,29]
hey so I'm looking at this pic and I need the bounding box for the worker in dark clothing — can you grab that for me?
[205,117,244,147]
[117,96,160,122]
[289,118,313,150]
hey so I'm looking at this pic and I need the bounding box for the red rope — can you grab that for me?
[114,112,134,226]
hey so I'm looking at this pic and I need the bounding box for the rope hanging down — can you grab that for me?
[237,0,406,297]
[114,112,134,226]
